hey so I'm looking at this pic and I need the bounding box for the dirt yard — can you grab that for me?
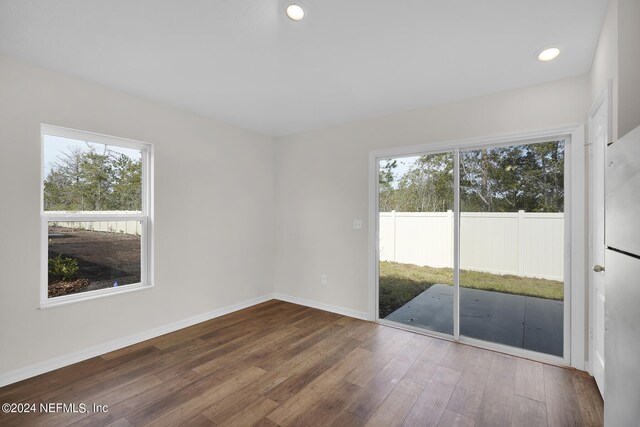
[48,226,141,294]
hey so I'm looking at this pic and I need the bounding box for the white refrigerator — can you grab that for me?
[604,123,640,426]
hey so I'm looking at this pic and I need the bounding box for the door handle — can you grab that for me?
[593,264,605,273]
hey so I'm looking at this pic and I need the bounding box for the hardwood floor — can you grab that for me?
[0,300,603,426]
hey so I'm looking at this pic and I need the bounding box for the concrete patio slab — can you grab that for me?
[384,284,563,357]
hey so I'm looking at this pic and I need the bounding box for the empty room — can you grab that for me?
[0,0,639,426]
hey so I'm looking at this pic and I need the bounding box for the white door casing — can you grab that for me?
[588,82,610,395]
[368,125,586,368]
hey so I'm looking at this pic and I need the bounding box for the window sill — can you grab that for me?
[39,283,153,309]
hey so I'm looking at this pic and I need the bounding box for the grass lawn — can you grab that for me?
[379,261,564,318]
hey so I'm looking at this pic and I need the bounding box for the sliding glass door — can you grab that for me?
[378,152,454,336]
[378,139,566,358]
[459,142,565,356]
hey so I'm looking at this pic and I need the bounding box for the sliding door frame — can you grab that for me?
[368,125,586,369]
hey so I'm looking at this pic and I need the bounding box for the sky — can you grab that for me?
[43,135,141,176]
[379,155,419,189]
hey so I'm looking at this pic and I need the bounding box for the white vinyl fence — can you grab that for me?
[380,210,564,281]
[48,211,142,236]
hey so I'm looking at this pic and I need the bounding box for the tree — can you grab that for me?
[44,144,142,211]
[395,153,453,212]
[460,142,564,212]
[379,159,398,212]
[111,154,142,211]
[78,146,113,211]
[379,141,565,213]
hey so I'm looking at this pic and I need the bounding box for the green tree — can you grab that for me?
[44,147,86,210]
[44,144,142,212]
[111,154,142,211]
[460,142,564,213]
[79,146,113,210]
[379,159,398,212]
[381,153,453,212]
[379,141,564,214]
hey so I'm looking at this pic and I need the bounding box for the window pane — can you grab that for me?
[459,141,565,357]
[378,153,454,335]
[43,135,142,212]
[48,221,142,297]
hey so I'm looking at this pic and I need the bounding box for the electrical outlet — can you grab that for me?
[321,274,327,285]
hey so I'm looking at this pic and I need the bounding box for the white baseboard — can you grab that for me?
[0,292,370,388]
[273,293,369,320]
[0,293,275,388]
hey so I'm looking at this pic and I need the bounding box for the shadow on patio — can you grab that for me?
[385,284,563,357]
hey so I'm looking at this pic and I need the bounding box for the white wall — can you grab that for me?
[590,0,619,139]
[590,0,640,139]
[274,76,590,315]
[617,0,640,137]
[0,55,276,378]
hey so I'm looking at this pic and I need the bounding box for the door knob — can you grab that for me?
[593,264,605,273]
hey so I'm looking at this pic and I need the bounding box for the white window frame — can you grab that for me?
[40,124,154,308]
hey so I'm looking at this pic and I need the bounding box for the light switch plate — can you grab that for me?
[352,219,363,230]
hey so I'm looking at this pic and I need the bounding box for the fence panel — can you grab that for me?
[460,212,520,276]
[379,210,563,281]
[47,211,143,236]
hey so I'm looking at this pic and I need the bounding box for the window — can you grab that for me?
[41,124,153,306]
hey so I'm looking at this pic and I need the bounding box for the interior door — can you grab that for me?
[589,93,608,395]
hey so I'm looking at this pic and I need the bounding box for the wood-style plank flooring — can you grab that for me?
[0,300,603,426]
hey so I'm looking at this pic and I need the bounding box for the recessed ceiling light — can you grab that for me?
[537,47,560,62]
[286,4,305,21]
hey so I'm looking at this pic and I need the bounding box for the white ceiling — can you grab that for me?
[0,0,608,136]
